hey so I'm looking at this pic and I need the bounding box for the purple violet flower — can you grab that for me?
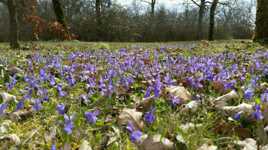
[144,86,151,98]
[126,122,135,132]
[154,77,161,98]
[244,88,254,100]
[164,74,173,86]
[51,144,56,150]
[15,100,24,111]
[66,75,76,86]
[39,68,47,81]
[170,96,181,106]
[57,84,66,97]
[233,112,242,121]
[126,122,143,143]
[85,110,100,124]
[0,103,8,115]
[64,114,74,135]
[56,104,65,115]
[130,130,143,143]
[144,107,156,124]
[49,75,56,86]
[33,99,42,111]
[261,92,268,102]
[6,75,17,91]
[253,105,264,120]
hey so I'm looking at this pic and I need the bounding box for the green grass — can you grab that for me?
[0,39,259,50]
[0,40,263,61]
[0,40,266,149]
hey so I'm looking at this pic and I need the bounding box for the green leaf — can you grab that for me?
[255,97,261,105]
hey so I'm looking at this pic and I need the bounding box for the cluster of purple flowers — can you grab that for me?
[56,104,65,115]
[85,110,100,124]
[64,114,74,135]
[144,107,156,124]
[0,103,8,115]
[244,88,254,100]
[33,99,42,111]
[2,48,268,145]
[253,104,264,120]
[261,91,268,102]
[57,84,66,97]
[6,75,17,91]
[126,122,143,143]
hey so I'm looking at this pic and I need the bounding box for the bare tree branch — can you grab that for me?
[140,0,151,4]
[205,0,238,7]
[214,2,230,6]
[140,0,156,17]
[190,0,201,7]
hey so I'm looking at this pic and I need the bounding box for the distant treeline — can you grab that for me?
[0,0,255,42]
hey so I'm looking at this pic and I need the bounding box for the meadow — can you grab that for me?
[0,40,268,150]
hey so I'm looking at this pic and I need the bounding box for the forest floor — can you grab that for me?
[0,40,268,150]
[0,40,255,51]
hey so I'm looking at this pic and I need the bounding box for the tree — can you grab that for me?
[0,0,20,48]
[254,0,268,43]
[95,0,102,40]
[208,0,218,41]
[190,0,207,40]
[94,0,111,40]
[51,0,74,40]
[150,0,156,17]
[141,0,156,17]
[17,0,45,40]
[208,0,237,41]
[52,0,67,29]
[198,0,206,40]
[0,0,256,42]
[7,0,20,49]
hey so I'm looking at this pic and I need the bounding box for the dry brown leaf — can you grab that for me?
[118,108,144,130]
[164,86,192,103]
[179,123,202,131]
[9,109,33,122]
[213,90,239,108]
[197,143,217,150]
[136,96,155,112]
[260,145,268,150]
[213,119,251,138]
[0,120,12,134]
[0,92,16,103]
[79,140,92,150]
[138,134,174,150]
[180,101,200,113]
[235,138,257,150]
[222,103,254,116]
[0,134,21,145]
[212,81,225,94]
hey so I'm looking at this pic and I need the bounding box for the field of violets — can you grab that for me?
[1,41,268,150]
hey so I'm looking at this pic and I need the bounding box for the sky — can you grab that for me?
[118,0,181,8]
[117,0,254,8]
[117,0,255,14]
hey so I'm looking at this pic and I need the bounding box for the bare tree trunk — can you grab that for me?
[151,0,156,17]
[7,0,20,49]
[254,0,268,43]
[197,0,206,40]
[52,0,67,29]
[96,0,102,41]
[208,0,218,41]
